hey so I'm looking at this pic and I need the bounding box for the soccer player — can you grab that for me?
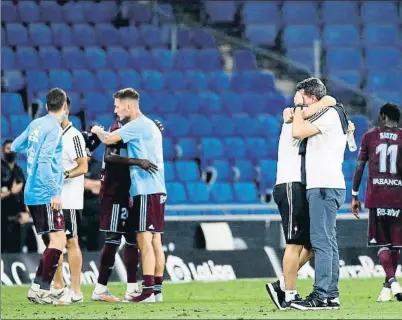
[91,88,166,303]
[92,117,159,302]
[11,88,68,304]
[266,92,337,310]
[351,103,402,302]
[41,96,88,303]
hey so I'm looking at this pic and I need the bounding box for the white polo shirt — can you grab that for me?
[275,123,302,185]
[306,108,347,189]
[61,123,87,209]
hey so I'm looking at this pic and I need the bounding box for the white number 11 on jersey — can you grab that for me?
[376,143,398,174]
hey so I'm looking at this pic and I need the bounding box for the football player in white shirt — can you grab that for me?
[42,96,88,303]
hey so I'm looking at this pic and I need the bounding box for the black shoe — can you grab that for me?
[281,293,302,309]
[291,292,328,311]
[327,297,340,309]
[265,280,285,310]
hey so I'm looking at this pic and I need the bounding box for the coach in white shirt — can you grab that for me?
[290,78,347,310]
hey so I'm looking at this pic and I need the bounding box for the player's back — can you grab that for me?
[363,126,402,209]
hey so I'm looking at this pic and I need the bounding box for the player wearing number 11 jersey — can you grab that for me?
[351,103,402,303]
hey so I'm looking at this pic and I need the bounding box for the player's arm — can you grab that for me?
[104,147,158,174]
[10,127,29,153]
[301,95,336,118]
[292,106,322,139]
[90,125,123,145]
[64,134,88,179]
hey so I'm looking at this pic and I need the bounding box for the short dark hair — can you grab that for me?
[2,139,13,148]
[66,96,71,108]
[113,88,139,100]
[46,88,67,112]
[296,77,327,100]
[380,103,401,123]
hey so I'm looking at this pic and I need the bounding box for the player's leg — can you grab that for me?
[388,215,402,301]
[66,237,83,302]
[124,231,141,299]
[152,232,165,302]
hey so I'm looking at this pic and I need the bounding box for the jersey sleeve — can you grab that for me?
[357,133,370,162]
[310,110,334,134]
[115,121,141,143]
[69,133,87,160]
[11,126,29,153]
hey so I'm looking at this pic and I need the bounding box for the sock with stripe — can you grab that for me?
[154,276,164,295]
[124,243,140,289]
[142,275,155,294]
[40,248,62,290]
[97,242,119,287]
[279,274,285,292]
[285,290,297,302]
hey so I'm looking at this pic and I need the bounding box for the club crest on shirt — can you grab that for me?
[28,127,40,143]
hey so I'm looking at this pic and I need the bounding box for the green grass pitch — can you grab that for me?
[1,278,401,319]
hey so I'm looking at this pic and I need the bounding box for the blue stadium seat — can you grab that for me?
[1,93,24,115]
[210,183,234,203]
[211,114,235,136]
[118,70,141,88]
[155,93,179,113]
[361,1,398,24]
[1,1,18,23]
[233,114,259,137]
[242,1,280,25]
[10,114,31,136]
[224,137,246,160]
[139,25,166,48]
[164,161,176,182]
[321,1,359,24]
[29,24,51,46]
[210,160,232,181]
[188,114,213,137]
[166,182,187,204]
[231,72,254,93]
[152,49,175,71]
[241,93,265,114]
[2,48,15,70]
[38,47,61,70]
[107,47,130,69]
[234,160,254,181]
[175,48,197,70]
[94,114,115,129]
[119,26,140,47]
[157,3,175,23]
[177,27,194,48]
[164,71,186,92]
[259,159,277,190]
[138,93,154,114]
[326,48,363,72]
[365,70,401,92]
[186,71,208,93]
[95,24,121,46]
[84,2,117,23]
[264,92,287,115]
[221,92,243,113]
[286,48,315,72]
[70,116,82,130]
[245,24,277,47]
[176,93,200,113]
[330,70,362,91]
[245,138,269,161]
[186,182,209,203]
[176,138,198,160]
[62,2,85,23]
[283,25,319,48]
[201,138,224,161]
[72,70,96,92]
[196,49,221,71]
[96,69,119,92]
[17,1,40,23]
[85,47,107,70]
[234,49,257,70]
[67,92,81,115]
[1,116,10,137]
[84,93,109,117]
[3,70,24,92]
[204,1,237,23]
[207,71,231,93]
[126,2,152,24]
[165,114,190,138]
[27,71,49,92]
[163,138,175,160]
[130,49,153,71]
[72,24,96,46]
[257,115,281,138]
[175,161,199,182]
[366,47,401,70]
[141,71,164,92]
[51,24,73,46]
[6,24,28,46]
[233,182,259,203]
[362,24,399,47]
[192,28,216,48]
[282,2,318,25]
[16,47,39,70]
[323,25,360,48]
[253,72,276,93]
[342,160,356,180]
[200,92,222,113]
[40,2,62,23]
[2,27,6,46]
[62,47,85,69]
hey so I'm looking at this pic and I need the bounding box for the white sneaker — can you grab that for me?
[37,289,70,305]
[71,290,84,303]
[377,286,392,302]
[51,286,68,299]
[27,287,39,304]
[155,293,163,302]
[390,281,402,301]
[91,289,121,302]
